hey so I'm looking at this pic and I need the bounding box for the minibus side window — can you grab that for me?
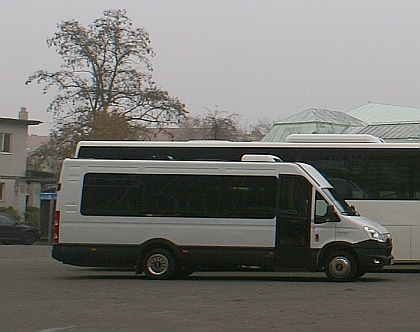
[315,191,330,224]
[81,173,277,219]
[315,191,339,223]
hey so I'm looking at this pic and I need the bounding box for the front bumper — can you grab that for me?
[354,239,394,272]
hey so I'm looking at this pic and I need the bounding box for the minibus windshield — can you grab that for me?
[322,188,358,216]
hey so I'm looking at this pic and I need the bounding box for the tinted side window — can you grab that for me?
[81,173,278,219]
[293,149,419,200]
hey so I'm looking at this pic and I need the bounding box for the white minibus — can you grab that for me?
[52,155,393,281]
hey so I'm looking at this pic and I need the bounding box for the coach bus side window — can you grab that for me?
[307,150,419,201]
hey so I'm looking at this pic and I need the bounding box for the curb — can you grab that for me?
[382,264,419,273]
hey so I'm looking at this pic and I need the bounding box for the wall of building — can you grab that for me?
[0,121,28,178]
[0,109,41,218]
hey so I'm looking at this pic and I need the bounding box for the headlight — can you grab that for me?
[364,226,385,242]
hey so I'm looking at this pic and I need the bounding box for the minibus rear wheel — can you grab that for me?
[325,251,358,282]
[143,248,177,280]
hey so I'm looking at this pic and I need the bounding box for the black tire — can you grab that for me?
[142,248,177,280]
[21,231,36,245]
[325,252,358,282]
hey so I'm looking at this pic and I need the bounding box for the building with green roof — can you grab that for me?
[263,102,419,142]
[347,102,419,124]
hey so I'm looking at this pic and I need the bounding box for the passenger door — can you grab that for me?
[275,175,311,270]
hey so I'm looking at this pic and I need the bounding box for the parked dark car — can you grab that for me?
[0,212,40,245]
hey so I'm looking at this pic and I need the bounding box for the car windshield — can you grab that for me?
[321,188,358,216]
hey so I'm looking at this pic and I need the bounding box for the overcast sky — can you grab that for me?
[1,0,419,135]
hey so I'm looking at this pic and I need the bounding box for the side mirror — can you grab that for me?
[351,205,360,216]
[325,204,340,222]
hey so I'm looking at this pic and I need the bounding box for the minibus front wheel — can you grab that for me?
[324,251,358,282]
[143,248,177,280]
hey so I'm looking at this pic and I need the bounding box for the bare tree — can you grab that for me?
[178,108,247,141]
[27,130,73,174]
[248,117,276,140]
[202,108,242,140]
[26,9,187,144]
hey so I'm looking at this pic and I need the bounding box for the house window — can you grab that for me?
[1,133,12,153]
[0,182,5,201]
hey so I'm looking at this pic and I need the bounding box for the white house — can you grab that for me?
[0,108,42,218]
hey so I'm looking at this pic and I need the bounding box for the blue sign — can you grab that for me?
[40,193,57,200]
